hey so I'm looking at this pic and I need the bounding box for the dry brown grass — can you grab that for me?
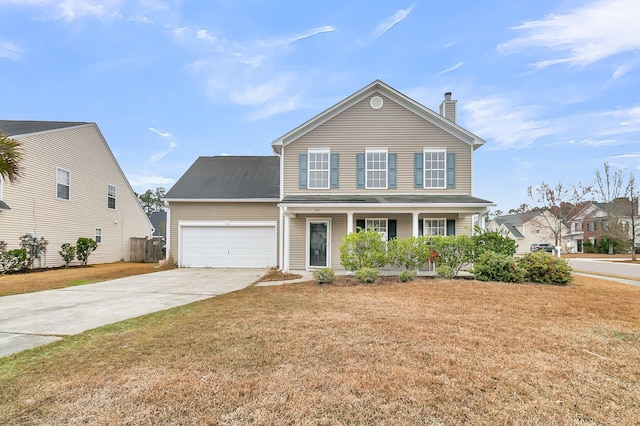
[1,275,639,425]
[0,262,176,296]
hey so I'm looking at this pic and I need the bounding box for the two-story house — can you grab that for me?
[487,211,566,254]
[0,121,153,266]
[165,80,494,271]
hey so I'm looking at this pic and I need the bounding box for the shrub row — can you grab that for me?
[0,236,99,274]
[473,251,572,285]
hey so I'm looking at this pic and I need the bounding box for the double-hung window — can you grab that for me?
[56,168,70,200]
[424,219,446,236]
[308,150,330,189]
[366,149,387,189]
[424,149,446,189]
[95,228,102,243]
[107,184,116,209]
[366,218,388,242]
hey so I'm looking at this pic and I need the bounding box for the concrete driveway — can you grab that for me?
[0,268,265,358]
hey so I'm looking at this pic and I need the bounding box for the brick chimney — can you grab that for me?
[439,92,457,123]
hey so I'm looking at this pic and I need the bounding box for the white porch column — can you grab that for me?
[347,211,354,234]
[412,212,420,237]
[283,207,291,272]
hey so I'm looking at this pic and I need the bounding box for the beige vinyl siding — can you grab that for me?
[0,124,151,266]
[167,201,279,262]
[283,94,473,196]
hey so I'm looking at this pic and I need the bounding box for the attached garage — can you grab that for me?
[179,221,277,268]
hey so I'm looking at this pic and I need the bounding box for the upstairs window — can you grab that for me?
[366,150,387,189]
[57,168,70,200]
[424,149,446,189]
[107,184,116,209]
[308,150,329,189]
[588,222,596,231]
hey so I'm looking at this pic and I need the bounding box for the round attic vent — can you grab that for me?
[370,96,383,110]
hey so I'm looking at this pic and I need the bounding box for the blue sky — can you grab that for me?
[1,0,639,212]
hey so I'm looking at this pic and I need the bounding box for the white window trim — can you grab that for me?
[365,218,388,242]
[107,184,116,210]
[95,227,102,243]
[423,148,447,189]
[306,218,331,270]
[0,175,3,200]
[365,148,388,189]
[56,167,70,200]
[423,218,447,236]
[307,149,330,190]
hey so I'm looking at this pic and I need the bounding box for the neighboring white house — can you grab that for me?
[0,120,153,266]
[487,211,568,254]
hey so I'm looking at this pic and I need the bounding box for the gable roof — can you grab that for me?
[0,120,90,137]
[165,156,280,200]
[271,80,485,155]
[493,211,545,227]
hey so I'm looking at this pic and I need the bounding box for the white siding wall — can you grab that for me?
[0,124,152,266]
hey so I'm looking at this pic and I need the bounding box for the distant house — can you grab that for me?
[165,80,494,270]
[0,120,153,266]
[565,199,639,253]
[149,211,167,238]
[487,211,567,254]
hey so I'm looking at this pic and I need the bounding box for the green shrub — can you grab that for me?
[19,233,48,269]
[76,237,98,265]
[472,228,517,258]
[354,267,380,284]
[435,264,455,279]
[313,268,335,284]
[3,248,28,272]
[398,269,417,282]
[387,237,426,270]
[518,251,573,285]
[58,243,76,267]
[429,235,475,278]
[339,230,386,271]
[473,251,525,283]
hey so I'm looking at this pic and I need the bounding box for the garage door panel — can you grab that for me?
[181,225,276,268]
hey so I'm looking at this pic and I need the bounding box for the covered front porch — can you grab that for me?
[278,194,494,271]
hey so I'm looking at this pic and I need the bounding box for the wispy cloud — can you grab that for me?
[147,127,177,163]
[126,172,175,191]
[373,6,414,38]
[0,40,23,61]
[258,25,335,48]
[463,96,553,149]
[498,0,640,69]
[149,127,171,138]
[437,61,464,74]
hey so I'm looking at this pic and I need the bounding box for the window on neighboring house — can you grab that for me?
[602,220,609,231]
[308,150,329,189]
[424,149,446,189]
[588,222,596,231]
[366,218,388,242]
[424,219,447,236]
[365,150,387,189]
[107,184,116,209]
[56,168,70,200]
[589,237,596,245]
[95,228,102,243]
[535,227,541,234]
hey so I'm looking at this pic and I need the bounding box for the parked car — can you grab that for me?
[530,243,554,253]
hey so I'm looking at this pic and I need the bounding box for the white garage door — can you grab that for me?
[180,223,276,268]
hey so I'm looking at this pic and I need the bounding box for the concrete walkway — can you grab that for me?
[0,268,266,358]
[567,258,640,286]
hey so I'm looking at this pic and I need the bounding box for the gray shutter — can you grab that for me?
[447,219,456,236]
[299,154,308,189]
[446,153,456,189]
[388,153,397,189]
[388,219,397,240]
[356,153,365,189]
[418,219,423,236]
[356,219,365,231]
[330,153,339,189]
[414,153,423,188]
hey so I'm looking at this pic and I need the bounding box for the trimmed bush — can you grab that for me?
[339,230,386,271]
[387,237,426,271]
[354,267,380,284]
[473,251,525,283]
[58,243,76,267]
[518,251,573,285]
[3,248,27,272]
[429,235,475,278]
[398,269,417,282]
[472,228,517,258]
[313,268,335,284]
[76,237,98,266]
[435,265,455,279]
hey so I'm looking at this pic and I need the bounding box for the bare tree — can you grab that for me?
[626,173,638,261]
[528,180,591,252]
[594,162,626,255]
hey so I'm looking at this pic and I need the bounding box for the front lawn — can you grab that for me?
[1,275,639,424]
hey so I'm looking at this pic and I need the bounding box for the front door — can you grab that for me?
[308,221,329,268]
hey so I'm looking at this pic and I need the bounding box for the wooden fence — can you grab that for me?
[130,237,164,263]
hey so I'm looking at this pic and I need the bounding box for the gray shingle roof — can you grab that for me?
[0,120,89,137]
[494,211,543,226]
[282,194,493,205]
[165,156,280,199]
